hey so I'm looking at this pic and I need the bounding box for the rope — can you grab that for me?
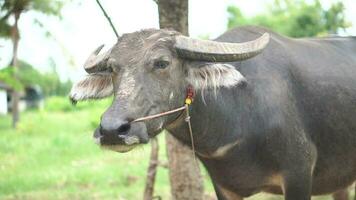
[131,85,199,170]
[132,106,186,123]
[95,0,120,38]
[131,104,199,167]
[185,104,199,167]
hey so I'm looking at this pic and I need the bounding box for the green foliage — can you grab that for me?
[227,0,351,37]
[0,20,11,38]
[0,0,70,98]
[16,60,46,88]
[30,0,65,16]
[16,60,73,96]
[0,61,73,96]
[56,79,72,96]
[0,0,65,17]
[0,66,23,91]
[0,0,71,97]
[324,2,351,34]
[0,0,66,42]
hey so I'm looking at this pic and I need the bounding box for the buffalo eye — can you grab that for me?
[153,60,170,69]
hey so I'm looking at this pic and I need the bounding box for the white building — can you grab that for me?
[0,83,9,115]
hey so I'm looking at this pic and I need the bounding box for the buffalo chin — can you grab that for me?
[101,144,138,153]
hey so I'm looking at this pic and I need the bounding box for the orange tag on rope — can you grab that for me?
[185,98,192,105]
[185,85,195,105]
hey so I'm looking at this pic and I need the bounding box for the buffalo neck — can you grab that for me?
[166,85,251,158]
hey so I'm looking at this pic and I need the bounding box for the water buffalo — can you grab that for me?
[70,26,356,200]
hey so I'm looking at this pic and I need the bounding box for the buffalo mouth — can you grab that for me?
[93,124,149,153]
[101,143,138,153]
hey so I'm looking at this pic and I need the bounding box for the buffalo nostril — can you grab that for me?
[117,123,131,134]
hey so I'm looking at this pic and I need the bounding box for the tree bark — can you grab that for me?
[332,189,349,200]
[157,0,189,35]
[165,133,204,200]
[10,11,21,128]
[143,138,159,200]
[156,2,204,199]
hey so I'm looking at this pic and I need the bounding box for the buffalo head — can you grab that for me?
[70,29,269,152]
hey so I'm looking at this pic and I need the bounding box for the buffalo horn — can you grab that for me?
[84,44,111,73]
[174,32,270,62]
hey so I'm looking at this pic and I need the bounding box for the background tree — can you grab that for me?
[0,0,65,127]
[227,0,351,37]
[155,0,204,199]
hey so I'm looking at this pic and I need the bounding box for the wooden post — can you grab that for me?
[143,138,159,200]
[156,0,204,199]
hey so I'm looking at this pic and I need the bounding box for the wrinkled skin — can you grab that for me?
[84,29,247,152]
[95,30,189,152]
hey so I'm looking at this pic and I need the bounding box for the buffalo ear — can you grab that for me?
[69,74,113,103]
[186,63,246,91]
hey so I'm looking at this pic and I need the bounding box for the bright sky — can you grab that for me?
[0,0,355,82]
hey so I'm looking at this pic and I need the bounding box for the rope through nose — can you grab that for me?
[131,104,199,170]
[131,85,199,169]
[131,106,186,123]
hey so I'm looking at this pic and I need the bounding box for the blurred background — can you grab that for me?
[0,0,355,199]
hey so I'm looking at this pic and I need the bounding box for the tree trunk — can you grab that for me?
[143,138,159,200]
[332,189,349,200]
[157,0,189,35]
[165,134,204,200]
[10,11,21,128]
[156,1,204,199]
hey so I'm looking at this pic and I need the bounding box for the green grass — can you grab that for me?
[0,97,353,200]
[0,98,171,200]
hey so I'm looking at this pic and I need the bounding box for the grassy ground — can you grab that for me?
[0,97,353,200]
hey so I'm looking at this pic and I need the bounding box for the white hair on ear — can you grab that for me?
[69,74,113,102]
[186,63,246,93]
